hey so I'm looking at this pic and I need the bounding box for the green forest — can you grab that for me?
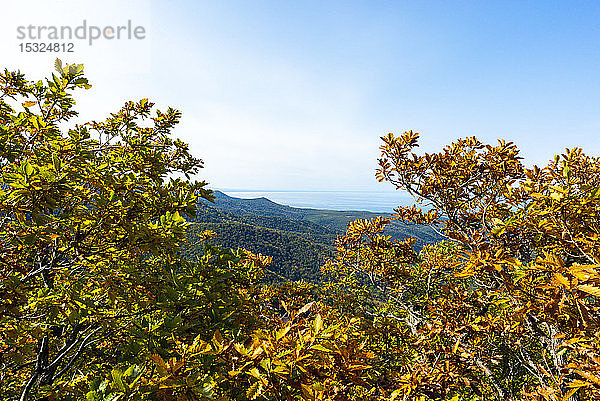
[183,192,441,282]
[2,61,600,401]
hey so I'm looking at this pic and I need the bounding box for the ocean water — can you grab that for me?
[222,190,417,213]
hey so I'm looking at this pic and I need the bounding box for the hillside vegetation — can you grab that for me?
[185,219,334,282]
[182,195,441,282]
[203,191,441,248]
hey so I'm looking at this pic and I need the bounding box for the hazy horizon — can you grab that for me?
[213,188,417,213]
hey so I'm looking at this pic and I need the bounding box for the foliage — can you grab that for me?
[0,61,373,401]
[350,130,600,400]
[5,61,600,401]
[0,60,248,400]
[195,203,339,245]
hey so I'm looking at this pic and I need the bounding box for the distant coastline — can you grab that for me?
[215,189,415,213]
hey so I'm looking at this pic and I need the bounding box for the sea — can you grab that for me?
[220,190,418,213]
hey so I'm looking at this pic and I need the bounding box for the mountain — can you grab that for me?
[202,191,441,246]
[182,191,442,282]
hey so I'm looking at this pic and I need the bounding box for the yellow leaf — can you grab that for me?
[389,389,403,401]
[301,383,313,397]
[248,367,267,385]
[212,330,224,351]
[313,314,323,334]
[574,370,600,386]
[234,343,248,356]
[578,284,600,297]
[170,357,185,373]
[246,381,262,400]
[297,301,315,315]
[570,265,600,282]
[550,192,563,201]
[275,325,291,341]
[310,344,333,353]
[566,379,591,388]
[452,339,460,353]
[554,273,571,288]
[250,346,264,360]
[454,268,476,278]
[348,363,370,371]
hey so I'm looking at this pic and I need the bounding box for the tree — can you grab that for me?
[0,60,247,400]
[349,130,600,400]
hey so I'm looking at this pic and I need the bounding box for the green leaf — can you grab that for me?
[24,162,34,177]
[111,368,126,391]
[86,391,100,401]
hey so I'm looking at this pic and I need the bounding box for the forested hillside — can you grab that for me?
[184,213,334,282]
[193,202,338,245]
[181,194,442,282]
[202,191,441,248]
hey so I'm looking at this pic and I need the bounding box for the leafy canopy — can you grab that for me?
[4,60,600,401]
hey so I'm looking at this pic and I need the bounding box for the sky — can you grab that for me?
[2,1,599,192]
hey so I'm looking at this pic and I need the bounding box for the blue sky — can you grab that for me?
[3,1,600,191]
